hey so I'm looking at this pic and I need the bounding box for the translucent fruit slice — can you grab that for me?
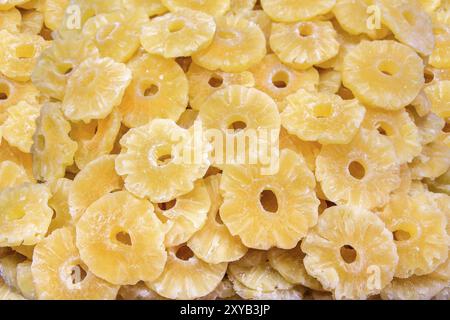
[44,0,70,30]
[147,245,227,299]
[424,80,450,118]
[261,0,336,22]
[76,191,167,285]
[16,261,36,299]
[410,133,450,179]
[0,160,31,191]
[32,227,119,299]
[0,75,39,114]
[161,0,230,17]
[430,24,450,68]
[118,281,166,300]
[47,178,73,234]
[0,279,24,300]
[302,205,398,300]
[0,8,21,32]
[381,275,448,300]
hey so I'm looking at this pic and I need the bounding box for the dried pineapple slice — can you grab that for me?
[230,275,303,300]
[318,69,342,94]
[229,250,293,292]
[16,261,35,299]
[200,277,236,300]
[0,141,33,179]
[118,281,166,300]
[343,40,424,110]
[424,80,450,118]
[2,101,40,153]
[125,0,168,17]
[82,10,147,62]
[44,0,69,30]
[31,103,78,182]
[380,191,448,278]
[279,128,321,172]
[250,54,319,105]
[0,253,24,289]
[188,175,248,264]
[140,9,216,58]
[0,30,49,82]
[361,108,422,164]
[32,227,119,299]
[0,183,52,246]
[268,244,323,291]
[70,108,121,170]
[242,9,272,51]
[155,180,210,247]
[31,37,100,100]
[316,129,400,209]
[76,191,167,285]
[47,178,73,234]
[381,275,448,300]
[187,63,254,111]
[115,119,210,203]
[62,57,131,122]
[261,0,335,22]
[430,24,450,68]
[69,155,123,222]
[192,14,266,72]
[376,0,435,55]
[408,108,445,145]
[411,133,450,179]
[0,75,39,115]
[162,0,230,17]
[281,89,366,145]
[433,0,450,25]
[302,205,398,300]
[270,20,339,70]
[0,161,31,191]
[119,53,188,128]
[0,279,24,300]
[220,149,319,250]
[21,10,44,35]
[0,8,21,32]
[147,245,227,299]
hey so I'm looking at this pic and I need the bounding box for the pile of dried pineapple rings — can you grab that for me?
[0,0,449,301]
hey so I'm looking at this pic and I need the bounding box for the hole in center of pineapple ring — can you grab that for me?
[175,245,194,261]
[218,30,237,40]
[228,120,247,132]
[424,69,435,84]
[340,245,357,264]
[96,22,119,42]
[393,229,411,241]
[348,161,366,180]
[168,19,185,33]
[115,231,132,246]
[376,121,394,136]
[298,24,313,37]
[15,44,36,59]
[0,82,10,100]
[157,154,172,166]
[158,199,177,211]
[378,60,400,76]
[443,122,450,133]
[142,83,159,97]
[208,74,223,88]
[260,189,279,213]
[313,103,333,118]
[272,70,289,88]
[57,63,73,75]
[402,11,416,25]
[70,264,87,284]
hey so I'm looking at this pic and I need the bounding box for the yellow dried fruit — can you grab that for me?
[162,0,230,17]
[261,0,336,22]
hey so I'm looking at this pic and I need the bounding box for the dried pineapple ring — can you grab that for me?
[302,205,398,300]
[318,69,342,94]
[316,129,401,209]
[261,0,336,22]
[279,128,321,172]
[82,10,147,63]
[380,191,448,278]
[361,108,422,164]
[0,75,39,114]
[0,0,29,11]
[376,0,435,56]
[407,108,445,145]
[432,256,450,281]
[118,282,166,300]
[0,141,33,179]
[433,0,450,26]
[31,103,78,182]
[119,53,188,128]
[200,277,236,300]
[250,54,319,105]
[220,149,319,250]
[343,40,424,110]
[147,245,227,299]
[243,9,272,51]
[32,227,119,299]
[425,80,450,118]
[281,89,366,145]
[0,183,52,246]
[140,9,216,58]
[333,0,390,39]
[0,30,49,82]
[162,0,230,17]
[125,0,168,17]
[381,275,448,300]
[62,57,131,122]
[44,0,70,31]
[268,244,324,291]
[47,178,73,234]
[2,101,41,153]
[21,10,45,35]
[187,63,254,111]
[0,279,24,300]
[430,24,450,68]
[230,276,303,300]
[411,134,450,179]
[154,180,210,247]
[115,119,210,203]
[69,155,123,222]
[188,175,248,264]
[0,161,30,191]
[16,261,35,299]
[270,21,339,70]
[192,14,266,72]
[228,250,293,292]
[76,191,167,285]
[0,253,24,289]
[70,108,121,170]
[32,37,100,101]
[0,8,21,32]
